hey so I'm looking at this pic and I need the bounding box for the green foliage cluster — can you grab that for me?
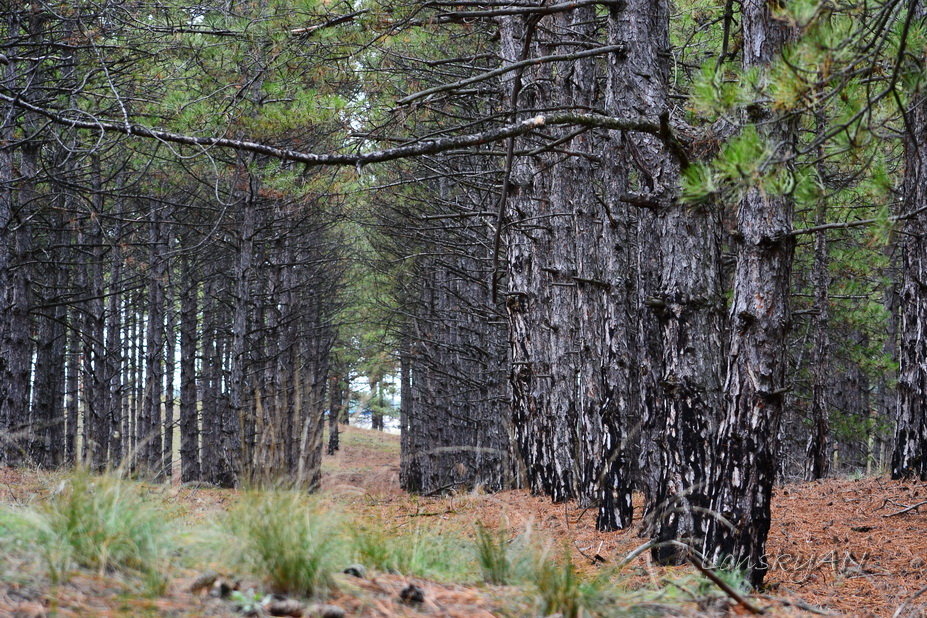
[1,472,172,591]
[215,490,340,598]
[0,471,785,615]
[349,523,475,581]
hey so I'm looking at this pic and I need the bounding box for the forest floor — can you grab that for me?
[1,425,926,617]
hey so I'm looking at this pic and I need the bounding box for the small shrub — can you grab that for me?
[527,544,612,618]
[7,472,171,586]
[219,491,339,598]
[474,522,510,585]
[350,524,473,581]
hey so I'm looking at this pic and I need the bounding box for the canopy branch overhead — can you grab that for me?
[0,92,664,168]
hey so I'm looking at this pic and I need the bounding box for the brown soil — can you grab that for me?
[2,426,926,617]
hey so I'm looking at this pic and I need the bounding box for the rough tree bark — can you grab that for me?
[327,373,345,455]
[702,0,796,586]
[555,6,635,531]
[607,0,724,561]
[0,25,33,465]
[400,251,512,494]
[502,12,576,504]
[226,178,254,485]
[200,276,224,484]
[892,3,927,479]
[82,158,109,470]
[806,189,830,480]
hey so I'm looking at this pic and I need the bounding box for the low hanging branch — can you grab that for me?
[0,92,663,168]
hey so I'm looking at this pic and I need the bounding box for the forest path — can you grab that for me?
[2,435,926,616]
[322,428,927,616]
[321,425,402,496]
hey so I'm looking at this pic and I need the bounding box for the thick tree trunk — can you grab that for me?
[502,13,574,504]
[702,0,796,586]
[0,12,32,467]
[31,223,67,467]
[892,18,927,479]
[82,161,108,469]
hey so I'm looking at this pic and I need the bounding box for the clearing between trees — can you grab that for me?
[1,425,925,618]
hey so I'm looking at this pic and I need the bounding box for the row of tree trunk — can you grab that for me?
[386,0,927,586]
[0,3,346,488]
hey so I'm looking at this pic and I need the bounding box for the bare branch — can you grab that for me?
[396,44,627,106]
[0,92,662,167]
[289,10,369,36]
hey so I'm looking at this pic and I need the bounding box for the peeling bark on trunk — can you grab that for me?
[501,14,574,503]
[501,8,636,528]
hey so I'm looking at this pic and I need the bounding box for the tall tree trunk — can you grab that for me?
[703,0,796,586]
[0,46,15,466]
[607,0,725,561]
[31,214,67,468]
[201,276,232,486]
[106,196,125,468]
[0,11,32,467]
[82,159,108,470]
[143,202,165,477]
[228,187,253,483]
[806,187,830,480]
[892,3,927,479]
[179,257,201,482]
[502,14,574,503]
[163,263,176,480]
[65,319,80,466]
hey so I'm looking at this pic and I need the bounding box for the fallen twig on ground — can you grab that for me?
[883,500,927,517]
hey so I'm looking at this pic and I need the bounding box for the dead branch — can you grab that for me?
[397,45,627,106]
[757,593,835,616]
[883,499,927,517]
[686,553,766,615]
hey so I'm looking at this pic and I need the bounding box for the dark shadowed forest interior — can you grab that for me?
[2,0,927,616]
